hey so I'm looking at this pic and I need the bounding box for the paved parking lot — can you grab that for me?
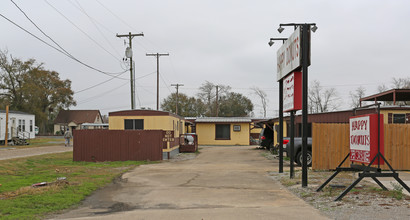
[51,146,328,220]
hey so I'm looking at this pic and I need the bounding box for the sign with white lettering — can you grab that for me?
[349,114,384,164]
[283,72,302,112]
[277,27,301,81]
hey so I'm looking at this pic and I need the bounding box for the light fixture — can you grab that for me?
[277,26,285,33]
[311,25,318,33]
[268,40,274,47]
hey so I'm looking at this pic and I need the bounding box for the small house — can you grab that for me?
[194,117,252,146]
[54,110,103,134]
[108,109,186,159]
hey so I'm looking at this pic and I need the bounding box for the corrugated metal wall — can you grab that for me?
[312,123,410,170]
[73,130,163,162]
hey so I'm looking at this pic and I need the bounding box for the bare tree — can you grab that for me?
[251,86,268,117]
[392,77,410,89]
[308,80,340,113]
[197,81,230,116]
[349,86,366,108]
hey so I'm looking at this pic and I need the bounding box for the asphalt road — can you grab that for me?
[0,145,72,161]
[51,146,329,220]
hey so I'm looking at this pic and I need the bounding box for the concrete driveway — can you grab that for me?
[52,146,328,220]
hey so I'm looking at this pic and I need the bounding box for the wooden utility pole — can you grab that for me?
[215,85,219,117]
[171,84,184,115]
[116,32,144,109]
[146,53,169,110]
[5,105,9,146]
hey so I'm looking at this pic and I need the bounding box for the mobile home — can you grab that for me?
[0,110,36,144]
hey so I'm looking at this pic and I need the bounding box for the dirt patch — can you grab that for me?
[269,169,410,219]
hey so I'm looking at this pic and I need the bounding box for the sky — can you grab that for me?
[1,0,410,117]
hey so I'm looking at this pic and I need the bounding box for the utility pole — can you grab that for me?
[171,84,184,115]
[215,85,219,117]
[116,32,144,109]
[146,53,169,110]
[5,105,9,146]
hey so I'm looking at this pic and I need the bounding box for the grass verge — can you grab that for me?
[0,152,153,219]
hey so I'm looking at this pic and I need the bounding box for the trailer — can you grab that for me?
[0,110,36,145]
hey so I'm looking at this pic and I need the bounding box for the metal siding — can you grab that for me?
[73,130,163,162]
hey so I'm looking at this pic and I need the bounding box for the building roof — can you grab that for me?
[0,110,34,115]
[54,110,101,124]
[109,109,184,120]
[195,117,252,123]
[360,89,410,105]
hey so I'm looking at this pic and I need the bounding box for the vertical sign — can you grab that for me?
[277,27,301,81]
[349,114,384,165]
[283,72,302,112]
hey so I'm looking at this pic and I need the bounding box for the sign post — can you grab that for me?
[275,23,312,186]
[317,103,410,201]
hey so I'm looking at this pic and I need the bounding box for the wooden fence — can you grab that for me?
[73,130,164,162]
[312,123,410,170]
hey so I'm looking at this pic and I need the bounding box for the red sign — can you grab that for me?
[283,72,302,112]
[349,114,384,165]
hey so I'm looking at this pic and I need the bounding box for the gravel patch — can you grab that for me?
[0,145,72,161]
[265,154,410,220]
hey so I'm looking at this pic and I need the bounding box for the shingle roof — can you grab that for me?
[54,110,101,124]
[195,117,252,123]
[0,110,33,115]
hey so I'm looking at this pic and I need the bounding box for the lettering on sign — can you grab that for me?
[283,72,302,112]
[349,114,384,165]
[277,27,301,81]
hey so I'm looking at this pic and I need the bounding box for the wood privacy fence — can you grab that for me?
[73,130,164,162]
[312,123,410,170]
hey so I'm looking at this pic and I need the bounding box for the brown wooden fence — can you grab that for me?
[312,123,410,170]
[73,130,163,162]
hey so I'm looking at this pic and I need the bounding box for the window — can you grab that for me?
[393,114,405,124]
[215,124,230,140]
[30,120,33,132]
[124,119,144,130]
[22,120,25,132]
[233,125,241,131]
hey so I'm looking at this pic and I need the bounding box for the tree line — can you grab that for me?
[0,50,75,134]
[161,81,254,117]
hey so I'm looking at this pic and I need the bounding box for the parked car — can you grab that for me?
[282,137,312,167]
[259,127,274,150]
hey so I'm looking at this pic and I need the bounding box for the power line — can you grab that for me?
[77,81,129,104]
[0,9,126,77]
[69,0,123,59]
[44,0,123,64]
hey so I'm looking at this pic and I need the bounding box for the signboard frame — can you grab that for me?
[283,72,302,112]
[349,114,384,165]
[276,27,301,81]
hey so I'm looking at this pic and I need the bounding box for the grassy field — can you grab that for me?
[0,152,153,219]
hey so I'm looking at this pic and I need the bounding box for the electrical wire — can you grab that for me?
[69,0,123,59]
[77,81,129,104]
[0,9,126,77]
[44,0,123,65]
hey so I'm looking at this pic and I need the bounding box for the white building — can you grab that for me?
[0,110,36,144]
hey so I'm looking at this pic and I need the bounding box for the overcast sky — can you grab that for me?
[1,0,409,117]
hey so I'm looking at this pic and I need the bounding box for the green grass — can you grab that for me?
[0,152,153,219]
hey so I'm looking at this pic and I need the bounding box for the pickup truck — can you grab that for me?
[282,137,312,167]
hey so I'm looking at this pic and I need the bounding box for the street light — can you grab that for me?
[268,38,288,47]
[278,23,318,32]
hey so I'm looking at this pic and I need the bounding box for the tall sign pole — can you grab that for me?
[301,24,310,187]
[116,32,144,109]
[274,23,316,187]
[146,53,169,110]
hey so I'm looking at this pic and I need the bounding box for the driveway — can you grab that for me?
[52,146,329,220]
